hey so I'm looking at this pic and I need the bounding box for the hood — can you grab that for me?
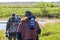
[21,17,29,22]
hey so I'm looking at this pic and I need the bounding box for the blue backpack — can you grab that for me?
[29,17,35,30]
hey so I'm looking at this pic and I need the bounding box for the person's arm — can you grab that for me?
[16,22,23,39]
[6,20,10,32]
[16,22,22,33]
[6,20,10,37]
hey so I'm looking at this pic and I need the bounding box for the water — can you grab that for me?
[0,20,7,30]
[0,23,6,30]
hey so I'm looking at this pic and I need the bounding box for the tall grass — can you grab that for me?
[0,31,7,40]
[39,22,60,40]
[0,2,60,18]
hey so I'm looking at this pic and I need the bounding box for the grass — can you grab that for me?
[0,22,60,40]
[0,7,41,18]
[0,2,60,18]
[0,7,60,18]
[39,22,60,40]
[0,30,7,40]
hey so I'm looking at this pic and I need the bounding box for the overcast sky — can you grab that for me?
[0,0,60,2]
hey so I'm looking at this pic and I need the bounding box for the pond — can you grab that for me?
[0,21,7,30]
[0,23,6,30]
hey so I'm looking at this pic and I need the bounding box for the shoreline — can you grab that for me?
[0,18,8,21]
[0,18,60,23]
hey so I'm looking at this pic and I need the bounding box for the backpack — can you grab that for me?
[8,17,18,33]
[29,17,35,30]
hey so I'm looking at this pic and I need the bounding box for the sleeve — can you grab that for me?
[17,23,22,33]
[16,23,23,39]
[36,22,41,34]
[6,20,10,31]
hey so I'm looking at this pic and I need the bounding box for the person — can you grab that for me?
[16,14,21,23]
[17,11,41,40]
[15,14,22,40]
[6,13,19,40]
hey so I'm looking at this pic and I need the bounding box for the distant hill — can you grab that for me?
[0,2,38,5]
[52,2,60,4]
[0,2,60,5]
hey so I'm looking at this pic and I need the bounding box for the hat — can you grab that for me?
[25,10,32,17]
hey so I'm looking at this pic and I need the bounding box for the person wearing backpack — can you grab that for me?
[16,14,21,23]
[17,11,41,40]
[6,13,19,40]
[15,14,22,40]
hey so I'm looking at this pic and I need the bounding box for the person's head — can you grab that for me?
[11,13,15,17]
[25,10,36,20]
[16,14,19,17]
[25,10,32,17]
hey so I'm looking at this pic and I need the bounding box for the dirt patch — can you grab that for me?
[36,18,60,24]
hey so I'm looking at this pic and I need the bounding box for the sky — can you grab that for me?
[0,0,60,2]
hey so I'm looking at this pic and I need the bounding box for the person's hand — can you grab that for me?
[5,31,9,37]
[6,34,8,37]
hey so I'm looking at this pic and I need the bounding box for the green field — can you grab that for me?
[39,22,60,40]
[0,22,60,40]
[0,2,60,18]
[0,30,7,40]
